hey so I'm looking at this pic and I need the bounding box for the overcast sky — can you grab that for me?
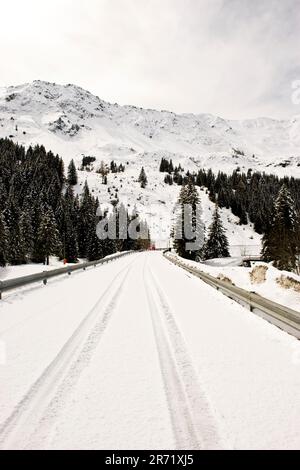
[0,0,299,119]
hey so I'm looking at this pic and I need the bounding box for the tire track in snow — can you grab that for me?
[0,255,138,450]
[143,258,226,450]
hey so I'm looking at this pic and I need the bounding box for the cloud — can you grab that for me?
[0,0,299,118]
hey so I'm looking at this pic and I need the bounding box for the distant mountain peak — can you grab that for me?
[0,80,299,176]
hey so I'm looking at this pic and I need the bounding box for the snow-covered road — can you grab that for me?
[0,252,300,450]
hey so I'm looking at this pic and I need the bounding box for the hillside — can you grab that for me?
[1,80,299,248]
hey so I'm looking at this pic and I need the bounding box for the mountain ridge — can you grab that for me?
[0,80,299,176]
[2,79,297,248]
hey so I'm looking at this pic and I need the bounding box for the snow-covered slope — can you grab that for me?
[0,80,298,246]
[1,80,300,173]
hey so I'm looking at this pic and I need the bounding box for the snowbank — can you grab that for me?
[170,253,300,312]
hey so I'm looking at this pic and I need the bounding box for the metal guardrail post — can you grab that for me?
[249,293,254,312]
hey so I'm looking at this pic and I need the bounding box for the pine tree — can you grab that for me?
[164,174,173,185]
[136,219,151,250]
[87,228,103,261]
[19,208,34,261]
[159,158,166,172]
[202,205,230,260]
[85,197,104,261]
[295,217,300,274]
[36,208,62,265]
[3,200,26,265]
[8,229,26,265]
[110,161,117,173]
[98,209,117,257]
[253,209,265,235]
[114,203,128,252]
[217,187,231,209]
[173,178,205,260]
[262,185,298,271]
[125,207,150,251]
[0,213,8,267]
[77,181,95,258]
[67,159,78,186]
[138,167,148,189]
[61,186,79,263]
[98,161,109,183]
[0,178,8,211]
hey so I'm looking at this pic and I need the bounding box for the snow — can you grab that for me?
[1,80,300,449]
[1,252,300,450]
[169,253,300,312]
[0,79,298,248]
[1,80,300,176]
[199,189,261,255]
[0,254,130,281]
[74,170,261,250]
[154,253,300,449]
[0,257,75,281]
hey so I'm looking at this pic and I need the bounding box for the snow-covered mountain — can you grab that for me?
[1,80,300,173]
[0,80,299,248]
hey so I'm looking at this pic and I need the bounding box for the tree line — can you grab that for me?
[159,157,300,234]
[0,138,151,267]
[172,175,300,273]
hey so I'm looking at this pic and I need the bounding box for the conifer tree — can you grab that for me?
[8,229,26,265]
[87,229,103,261]
[19,208,34,261]
[85,197,104,261]
[98,209,117,257]
[61,186,79,263]
[67,159,78,186]
[136,219,151,250]
[0,178,8,211]
[202,205,230,260]
[98,161,109,183]
[125,207,149,251]
[0,213,8,267]
[173,178,205,260]
[77,181,95,258]
[113,203,128,252]
[159,158,166,172]
[138,167,148,189]
[36,208,62,265]
[164,174,173,185]
[3,200,26,265]
[262,185,298,271]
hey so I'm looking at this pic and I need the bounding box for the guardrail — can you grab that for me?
[0,251,134,299]
[164,252,300,340]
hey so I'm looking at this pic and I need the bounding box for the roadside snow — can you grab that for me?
[170,253,300,312]
[0,258,74,281]
[0,253,130,281]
